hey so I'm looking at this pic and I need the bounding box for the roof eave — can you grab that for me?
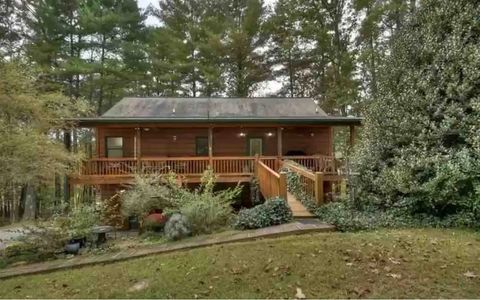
[66,117,363,127]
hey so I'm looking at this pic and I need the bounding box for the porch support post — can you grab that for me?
[208,127,213,168]
[135,127,141,172]
[314,172,324,204]
[349,125,356,149]
[95,127,100,158]
[276,127,283,169]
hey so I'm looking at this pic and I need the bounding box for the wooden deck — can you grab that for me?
[70,155,342,219]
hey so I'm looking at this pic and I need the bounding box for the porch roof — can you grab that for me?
[70,97,362,126]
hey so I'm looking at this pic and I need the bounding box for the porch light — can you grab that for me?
[143,128,150,132]
[239,132,246,137]
[173,135,177,141]
[266,132,274,137]
[310,132,315,137]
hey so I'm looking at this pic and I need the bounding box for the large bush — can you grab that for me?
[169,169,241,235]
[355,0,480,221]
[234,197,293,230]
[121,169,241,236]
[120,173,174,218]
[315,199,479,232]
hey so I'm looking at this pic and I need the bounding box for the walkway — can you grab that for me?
[0,225,27,250]
[0,220,334,280]
[287,192,314,218]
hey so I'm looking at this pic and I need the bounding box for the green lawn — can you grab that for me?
[0,229,479,298]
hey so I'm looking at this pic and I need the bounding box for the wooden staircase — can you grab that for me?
[286,192,315,219]
[255,158,314,218]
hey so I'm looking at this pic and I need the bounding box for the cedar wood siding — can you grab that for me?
[96,126,333,157]
[282,127,332,156]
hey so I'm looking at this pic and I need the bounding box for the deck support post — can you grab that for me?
[278,171,288,201]
[135,128,141,172]
[276,127,283,170]
[314,172,324,204]
[208,127,213,168]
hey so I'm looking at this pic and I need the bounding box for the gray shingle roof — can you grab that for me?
[69,97,362,126]
[102,97,328,118]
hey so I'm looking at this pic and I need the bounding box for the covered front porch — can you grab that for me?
[70,124,353,184]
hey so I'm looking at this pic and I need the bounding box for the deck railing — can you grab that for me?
[77,155,337,178]
[141,157,210,175]
[255,159,287,201]
[282,155,337,174]
[282,160,324,204]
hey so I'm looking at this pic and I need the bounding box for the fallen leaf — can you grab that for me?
[353,287,371,298]
[295,287,306,299]
[389,257,401,265]
[128,280,149,292]
[346,262,354,266]
[463,271,478,278]
[387,273,402,279]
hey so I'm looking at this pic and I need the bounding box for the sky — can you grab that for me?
[136,0,281,96]
[137,0,277,26]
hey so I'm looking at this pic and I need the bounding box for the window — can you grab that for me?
[106,137,123,158]
[196,137,209,156]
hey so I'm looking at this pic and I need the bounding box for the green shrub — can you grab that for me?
[234,197,293,230]
[166,169,241,235]
[17,224,68,256]
[164,213,191,240]
[66,205,100,239]
[179,196,232,235]
[120,173,174,218]
[354,0,480,222]
[314,200,480,232]
[121,170,240,237]
[0,241,52,268]
[1,242,37,258]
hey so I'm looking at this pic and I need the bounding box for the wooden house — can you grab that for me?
[69,97,361,213]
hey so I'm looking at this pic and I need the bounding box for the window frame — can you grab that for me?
[195,136,209,156]
[105,136,124,158]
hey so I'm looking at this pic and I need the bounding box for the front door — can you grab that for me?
[248,138,263,156]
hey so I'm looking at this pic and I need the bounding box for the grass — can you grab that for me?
[0,228,479,298]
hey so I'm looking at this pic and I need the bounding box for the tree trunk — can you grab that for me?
[22,184,37,220]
